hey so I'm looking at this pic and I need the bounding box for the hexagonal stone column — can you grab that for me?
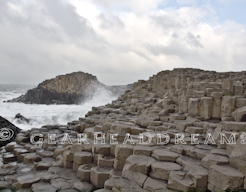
[90,166,113,188]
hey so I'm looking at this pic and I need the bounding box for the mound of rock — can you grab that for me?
[8,71,132,104]
[1,68,246,191]
[14,113,31,124]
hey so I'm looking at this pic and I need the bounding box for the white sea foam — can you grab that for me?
[0,84,117,130]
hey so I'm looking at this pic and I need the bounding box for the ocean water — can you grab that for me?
[0,84,117,130]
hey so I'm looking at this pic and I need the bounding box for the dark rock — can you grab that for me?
[241,114,246,122]
[15,113,30,124]
[0,116,21,147]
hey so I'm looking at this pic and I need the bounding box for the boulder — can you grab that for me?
[63,150,73,168]
[179,96,188,114]
[211,92,222,119]
[92,144,111,156]
[221,79,233,92]
[73,151,93,165]
[227,139,246,168]
[14,113,30,124]
[143,177,170,192]
[113,177,141,190]
[221,96,235,118]
[222,121,246,131]
[208,165,244,191]
[105,177,118,189]
[41,172,60,182]
[98,155,114,167]
[188,98,200,117]
[15,174,40,190]
[0,181,11,189]
[170,145,194,156]
[232,106,246,122]
[123,155,156,175]
[2,153,16,163]
[133,146,153,156]
[90,166,113,188]
[185,126,204,134]
[184,164,208,190]
[23,153,42,164]
[151,149,179,162]
[73,181,95,192]
[122,170,147,187]
[114,145,133,171]
[77,164,96,182]
[5,142,17,152]
[35,161,51,170]
[167,171,195,192]
[150,162,182,180]
[201,154,229,169]
[200,97,212,120]
[31,182,57,192]
[236,98,246,108]
[176,156,201,166]
[188,148,210,159]
[50,178,74,190]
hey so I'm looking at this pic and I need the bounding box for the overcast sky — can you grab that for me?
[0,0,246,85]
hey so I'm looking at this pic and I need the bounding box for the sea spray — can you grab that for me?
[0,84,118,130]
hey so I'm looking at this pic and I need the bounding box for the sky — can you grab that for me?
[0,0,246,85]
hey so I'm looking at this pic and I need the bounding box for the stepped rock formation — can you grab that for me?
[1,68,246,191]
[8,71,132,104]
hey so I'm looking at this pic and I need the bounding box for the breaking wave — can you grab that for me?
[0,84,118,130]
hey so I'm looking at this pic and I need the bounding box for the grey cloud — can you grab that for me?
[91,0,132,12]
[132,50,152,62]
[0,0,105,84]
[172,33,179,38]
[186,32,203,48]
[145,43,189,57]
[0,1,57,41]
[0,1,8,22]
[43,0,95,39]
[0,0,98,45]
[151,14,182,32]
[98,13,125,30]
[92,0,116,10]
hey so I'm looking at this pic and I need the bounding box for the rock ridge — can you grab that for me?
[8,71,132,104]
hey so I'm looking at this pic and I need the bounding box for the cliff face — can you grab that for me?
[8,72,132,104]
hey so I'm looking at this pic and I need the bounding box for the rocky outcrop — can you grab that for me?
[14,113,31,124]
[2,68,246,191]
[8,71,132,104]
[0,116,21,147]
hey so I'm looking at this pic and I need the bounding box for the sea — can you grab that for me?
[0,84,117,130]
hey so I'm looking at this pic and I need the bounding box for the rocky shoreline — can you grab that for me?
[1,68,246,192]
